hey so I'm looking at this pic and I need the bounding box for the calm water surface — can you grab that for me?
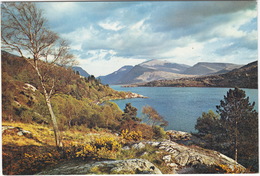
[110,86,258,132]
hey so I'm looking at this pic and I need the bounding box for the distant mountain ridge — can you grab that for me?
[139,59,190,73]
[99,65,133,85]
[72,66,90,77]
[116,65,155,84]
[138,61,257,89]
[182,62,242,75]
[99,60,194,85]
[99,59,244,85]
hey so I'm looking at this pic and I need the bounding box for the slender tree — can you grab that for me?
[142,105,168,127]
[2,2,77,150]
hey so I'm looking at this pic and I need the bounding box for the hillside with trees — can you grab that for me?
[2,50,133,129]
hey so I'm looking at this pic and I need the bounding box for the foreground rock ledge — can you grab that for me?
[37,159,162,175]
[146,140,246,173]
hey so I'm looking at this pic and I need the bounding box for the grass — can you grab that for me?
[2,121,123,175]
[2,121,55,147]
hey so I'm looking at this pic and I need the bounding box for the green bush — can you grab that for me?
[152,126,167,140]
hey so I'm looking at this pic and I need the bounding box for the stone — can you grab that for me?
[166,130,192,141]
[17,131,24,136]
[37,159,162,175]
[162,155,171,163]
[167,163,178,168]
[122,146,130,150]
[2,126,15,133]
[132,142,145,150]
[146,141,161,147]
[23,83,37,92]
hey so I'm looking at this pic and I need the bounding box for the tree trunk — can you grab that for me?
[45,96,63,150]
[234,119,238,162]
[32,60,63,150]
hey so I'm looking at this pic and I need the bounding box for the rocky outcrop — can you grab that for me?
[36,139,246,174]
[37,159,162,175]
[2,126,33,138]
[145,140,246,173]
[125,92,147,99]
[166,130,192,141]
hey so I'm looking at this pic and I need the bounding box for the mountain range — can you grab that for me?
[96,59,243,85]
[138,61,257,89]
[182,62,243,75]
[99,66,134,85]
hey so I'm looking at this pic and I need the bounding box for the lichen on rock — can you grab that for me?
[37,159,162,175]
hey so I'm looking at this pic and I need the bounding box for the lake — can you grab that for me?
[110,86,258,133]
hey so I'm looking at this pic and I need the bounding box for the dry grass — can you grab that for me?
[2,121,121,146]
[2,121,55,146]
[2,121,123,175]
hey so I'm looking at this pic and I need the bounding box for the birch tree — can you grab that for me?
[2,2,76,150]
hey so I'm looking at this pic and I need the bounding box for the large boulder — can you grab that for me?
[37,159,162,175]
[148,140,246,173]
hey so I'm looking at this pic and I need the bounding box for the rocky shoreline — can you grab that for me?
[93,92,147,105]
[124,92,147,99]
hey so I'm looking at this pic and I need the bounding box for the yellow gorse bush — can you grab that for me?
[121,129,143,141]
[76,144,96,158]
[75,136,122,160]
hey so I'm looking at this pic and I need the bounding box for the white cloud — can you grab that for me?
[99,20,125,31]
[39,1,257,76]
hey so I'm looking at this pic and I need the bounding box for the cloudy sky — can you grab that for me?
[37,1,257,76]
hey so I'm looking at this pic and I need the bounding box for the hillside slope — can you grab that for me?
[99,65,133,85]
[1,50,133,126]
[117,65,156,84]
[139,61,257,89]
[139,59,190,73]
[72,66,90,77]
